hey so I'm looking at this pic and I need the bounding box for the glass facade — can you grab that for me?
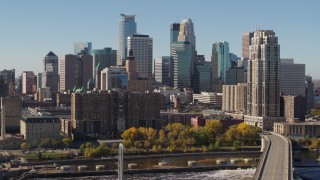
[171,42,193,88]
[194,62,212,93]
[117,14,137,66]
[212,41,230,82]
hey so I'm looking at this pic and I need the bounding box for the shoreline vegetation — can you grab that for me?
[17,122,262,161]
[81,122,261,158]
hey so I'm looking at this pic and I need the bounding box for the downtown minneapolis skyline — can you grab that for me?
[1,0,319,78]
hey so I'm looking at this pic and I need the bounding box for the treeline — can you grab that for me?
[121,122,261,153]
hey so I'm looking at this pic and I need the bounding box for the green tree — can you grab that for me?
[310,138,320,150]
[62,138,72,147]
[40,138,51,148]
[21,143,30,151]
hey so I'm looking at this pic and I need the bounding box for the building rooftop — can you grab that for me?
[46,51,57,57]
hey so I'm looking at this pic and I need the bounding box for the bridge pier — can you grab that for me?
[260,137,265,152]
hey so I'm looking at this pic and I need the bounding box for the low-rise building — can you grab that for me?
[20,115,60,146]
[274,121,320,137]
[193,92,222,108]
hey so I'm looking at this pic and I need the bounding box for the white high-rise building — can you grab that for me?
[127,34,153,79]
[117,14,137,66]
[245,30,285,130]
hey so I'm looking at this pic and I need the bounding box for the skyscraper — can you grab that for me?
[279,59,305,97]
[211,41,230,92]
[0,69,15,97]
[242,32,254,59]
[74,42,92,55]
[245,30,284,129]
[171,18,197,89]
[42,51,59,92]
[171,42,193,88]
[127,34,153,79]
[59,54,93,92]
[117,14,137,66]
[91,47,117,89]
[125,49,152,92]
[178,19,196,49]
[305,75,314,113]
[154,56,170,86]
[170,23,180,86]
[100,67,128,90]
[170,23,180,48]
[22,71,36,95]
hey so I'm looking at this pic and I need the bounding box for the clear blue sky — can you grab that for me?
[1,0,320,78]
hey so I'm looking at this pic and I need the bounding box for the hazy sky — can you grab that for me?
[1,0,320,78]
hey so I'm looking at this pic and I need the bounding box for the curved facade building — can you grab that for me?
[117,14,137,66]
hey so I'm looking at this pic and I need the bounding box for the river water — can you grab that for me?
[35,151,320,180]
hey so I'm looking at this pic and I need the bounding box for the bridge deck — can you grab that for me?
[260,133,291,180]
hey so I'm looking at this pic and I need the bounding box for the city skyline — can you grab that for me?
[1,1,320,78]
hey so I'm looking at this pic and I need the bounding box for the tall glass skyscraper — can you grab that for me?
[117,14,137,66]
[171,41,193,88]
[211,41,230,83]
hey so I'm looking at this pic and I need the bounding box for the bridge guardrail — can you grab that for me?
[253,135,271,180]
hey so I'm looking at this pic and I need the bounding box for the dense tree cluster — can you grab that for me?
[121,122,261,152]
[80,142,117,158]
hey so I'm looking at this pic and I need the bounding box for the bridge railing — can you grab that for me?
[286,137,293,180]
[253,135,271,180]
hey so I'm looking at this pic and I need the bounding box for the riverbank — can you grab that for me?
[20,151,262,166]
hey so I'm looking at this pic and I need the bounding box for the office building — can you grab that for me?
[274,121,320,137]
[281,95,306,122]
[222,83,247,113]
[22,71,36,95]
[100,67,128,90]
[154,56,170,86]
[0,69,15,97]
[92,48,117,89]
[71,90,161,137]
[59,54,93,92]
[171,42,193,88]
[170,23,180,48]
[0,78,4,97]
[71,91,116,137]
[74,42,92,55]
[126,49,152,92]
[305,75,314,113]
[1,97,21,133]
[245,30,284,130]
[35,87,52,102]
[193,92,222,108]
[279,59,305,96]
[211,41,230,84]
[20,115,60,146]
[127,34,153,79]
[42,51,59,92]
[170,23,181,85]
[193,61,212,93]
[225,67,245,85]
[117,14,137,66]
[242,32,254,59]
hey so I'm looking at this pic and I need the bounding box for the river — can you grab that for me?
[34,151,320,180]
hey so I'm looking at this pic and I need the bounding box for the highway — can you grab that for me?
[260,133,292,180]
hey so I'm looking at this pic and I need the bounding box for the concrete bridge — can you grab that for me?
[254,132,293,180]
